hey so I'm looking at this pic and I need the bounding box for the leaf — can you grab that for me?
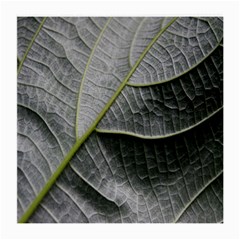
[97,46,223,138]
[18,17,44,60]
[17,17,223,223]
[17,17,47,74]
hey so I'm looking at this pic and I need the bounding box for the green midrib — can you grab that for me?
[18,17,178,223]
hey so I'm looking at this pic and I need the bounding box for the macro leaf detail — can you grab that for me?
[17,17,223,223]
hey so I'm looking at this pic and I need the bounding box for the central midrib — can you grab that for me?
[18,17,178,223]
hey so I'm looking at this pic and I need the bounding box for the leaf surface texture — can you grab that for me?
[17,17,223,223]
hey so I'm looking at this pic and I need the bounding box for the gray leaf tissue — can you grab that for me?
[17,17,223,223]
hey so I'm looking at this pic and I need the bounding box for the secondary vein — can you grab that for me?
[75,17,112,139]
[173,170,223,223]
[17,17,47,76]
[18,17,177,223]
[95,107,223,140]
